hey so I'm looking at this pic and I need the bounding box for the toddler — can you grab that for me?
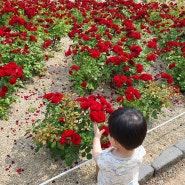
[92,107,147,185]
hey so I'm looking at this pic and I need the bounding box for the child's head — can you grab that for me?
[108,107,147,150]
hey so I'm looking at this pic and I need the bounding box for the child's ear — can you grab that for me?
[114,139,119,145]
[111,137,118,145]
[114,139,123,148]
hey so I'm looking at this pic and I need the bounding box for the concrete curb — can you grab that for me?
[139,138,185,184]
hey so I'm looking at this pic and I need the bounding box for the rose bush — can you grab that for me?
[65,0,182,119]
[146,1,185,91]
[0,62,23,119]
[0,0,184,165]
[0,0,71,119]
[26,93,113,166]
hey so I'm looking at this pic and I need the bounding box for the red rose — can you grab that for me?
[9,77,17,85]
[95,34,101,40]
[128,31,141,39]
[106,56,121,65]
[80,34,90,41]
[105,107,114,114]
[147,41,157,50]
[76,97,90,110]
[80,101,91,110]
[129,45,142,53]
[127,78,133,86]
[2,86,8,93]
[90,111,106,123]
[168,62,175,69]
[96,41,109,53]
[116,96,124,103]
[71,133,82,146]
[180,18,185,26]
[44,29,49,33]
[123,19,135,31]
[113,75,127,88]
[121,37,127,42]
[59,136,66,146]
[59,130,81,146]
[139,74,153,81]
[45,54,49,61]
[81,81,87,88]
[104,41,112,48]
[166,41,179,48]
[131,75,140,80]
[112,45,124,55]
[100,125,109,136]
[181,47,185,52]
[59,116,65,123]
[65,48,72,56]
[51,92,64,103]
[101,140,111,149]
[173,86,180,93]
[120,55,128,62]
[136,63,143,73]
[24,7,37,19]
[125,87,141,101]
[69,70,73,75]
[125,93,134,101]
[43,92,63,103]
[9,16,26,26]
[62,130,75,137]
[43,92,55,101]
[123,66,130,72]
[63,130,75,137]
[161,73,173,84]
[0,91,5,98]
[90,102,102,112]
[71,65,80,71]
[146,53,157,61]
[30,35,37,42]
[89,49,101,59]
[43,39,52,49]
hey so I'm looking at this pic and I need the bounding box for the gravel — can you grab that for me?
[0,37,185,185]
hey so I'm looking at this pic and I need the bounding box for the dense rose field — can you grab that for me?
[0,0,185,165]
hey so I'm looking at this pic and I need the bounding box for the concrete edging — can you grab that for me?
[139,138,185,184]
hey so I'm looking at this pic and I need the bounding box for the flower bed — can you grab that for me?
[0,0,71,119]
[27,93,113,166]
[66,0,184,119]
[1,0,185,166]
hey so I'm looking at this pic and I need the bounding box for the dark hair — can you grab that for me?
[108,107,147,150]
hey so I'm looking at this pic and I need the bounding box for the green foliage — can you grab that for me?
[27,94,94,166]
[0,0,71,119]
[119,81,180,121]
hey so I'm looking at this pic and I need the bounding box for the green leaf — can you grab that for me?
[51,141,56,148]
[51,152,57,159]
[87,153,92,160]
[57,143,64,150]
[65,157,73,166]
[82,152,86,157]
[85,147,91,153]
[35,147,40,153]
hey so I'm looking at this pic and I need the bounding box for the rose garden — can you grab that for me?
[0,0,185,184]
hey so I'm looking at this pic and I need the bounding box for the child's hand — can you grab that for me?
[93,123,105,163]
[94,123,105,139]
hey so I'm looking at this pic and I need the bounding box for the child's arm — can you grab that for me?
[92,123,105,164]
